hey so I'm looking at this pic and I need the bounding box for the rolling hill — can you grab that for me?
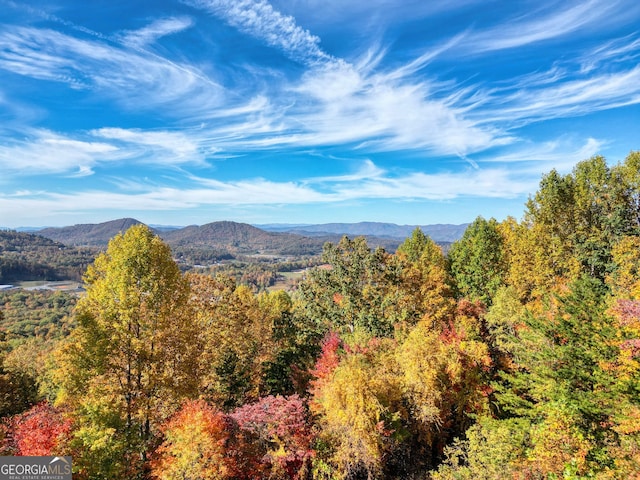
[0,230,97,283]
[34,218,465,261]
[38,218,145,246]
[161,221,329,256]
[36,219,407,255]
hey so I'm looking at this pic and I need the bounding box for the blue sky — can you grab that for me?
[1,0,640,228]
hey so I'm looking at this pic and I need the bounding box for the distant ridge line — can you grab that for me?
[257,221,469,242]
[32,218,468,251]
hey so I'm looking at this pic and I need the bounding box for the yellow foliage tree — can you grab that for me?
[311,339,404,479]
[397,303,491,453]
[396,228,456,331]
[54,225,200,477]
[188,274,294,407]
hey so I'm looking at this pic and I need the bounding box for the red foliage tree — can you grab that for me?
[231,395,314,479]
[8,402,72,456]
[309,331,342,399]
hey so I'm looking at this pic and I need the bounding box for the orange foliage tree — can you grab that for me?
[151,399,233,480]
[7,402,72,456]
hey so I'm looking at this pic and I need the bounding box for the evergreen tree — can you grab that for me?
[448,217,506,306]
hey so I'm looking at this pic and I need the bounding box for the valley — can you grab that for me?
[1,218,463,289]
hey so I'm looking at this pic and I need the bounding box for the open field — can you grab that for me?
[16,280,84,292]
[268,269,307,291]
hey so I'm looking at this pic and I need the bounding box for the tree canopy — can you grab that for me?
[2,152,640,479]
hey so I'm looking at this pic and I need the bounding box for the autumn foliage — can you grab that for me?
[6,402,72,456]
[2,152,640,478]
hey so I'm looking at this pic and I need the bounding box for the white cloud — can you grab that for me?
[482,137,604,166]
[9,0,618,163]
[181,0,509,155]
[0,158,539,226]
[337,168,532,200]
[278,59,508,155]
[0,26,224,115]
[119,17,194,47]
[462,31,640,129]
[309,159,385,183]
[184,0,332,64]
[462,0,618,53]
[580,33,640,73]
[0,127,214,178]
[91,127,208,165]
[0,129,119,175]
[67,166,96,178]
[492,65,640,124]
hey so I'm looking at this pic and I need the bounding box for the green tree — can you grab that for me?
[433,417,530,480]
[448,217,506,306]
[0,328,39,418]
[523,155,640,285]
[296,236,402,338]
[493,276,621,476]
[617,150,640,231]
[189,274,317,407]
[396,227,432,264]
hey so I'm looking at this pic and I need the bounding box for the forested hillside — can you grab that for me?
[39,219,405,258]
[1,152,639,479]
[0,231,97,283]
[37,218,145,246]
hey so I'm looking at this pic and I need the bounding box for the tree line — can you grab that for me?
[1,152,639,479]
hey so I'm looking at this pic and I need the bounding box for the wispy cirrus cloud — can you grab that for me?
[183,0,333,64]
[309,159,385,183]
[91,127,210,165]
[183,0,506,156]
[5,0,621,164]
[0,158,536,220]
[0,26,224,115]
[460,0,620,53]
[483,64,640,126]
[118,16,194,47]
[478,137,605,177]
[465,31,640,128]
[207,58,508,156]
[0,127,210,178]
[580,33,640,73]
[0,129,119,175]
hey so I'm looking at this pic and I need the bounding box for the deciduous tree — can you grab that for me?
[231,395,313,479]
[448,217,506,306]
[297,236,402,338]
[54,225,200,477]
[7,402,72,456]
[151,400,231,480]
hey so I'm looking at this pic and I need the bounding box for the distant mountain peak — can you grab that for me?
[34,218,466,252]
[38,218,146,246]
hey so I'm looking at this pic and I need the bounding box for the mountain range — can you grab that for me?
[29,218,468,257]
[257,222,468,242]
[1,219,468,282]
